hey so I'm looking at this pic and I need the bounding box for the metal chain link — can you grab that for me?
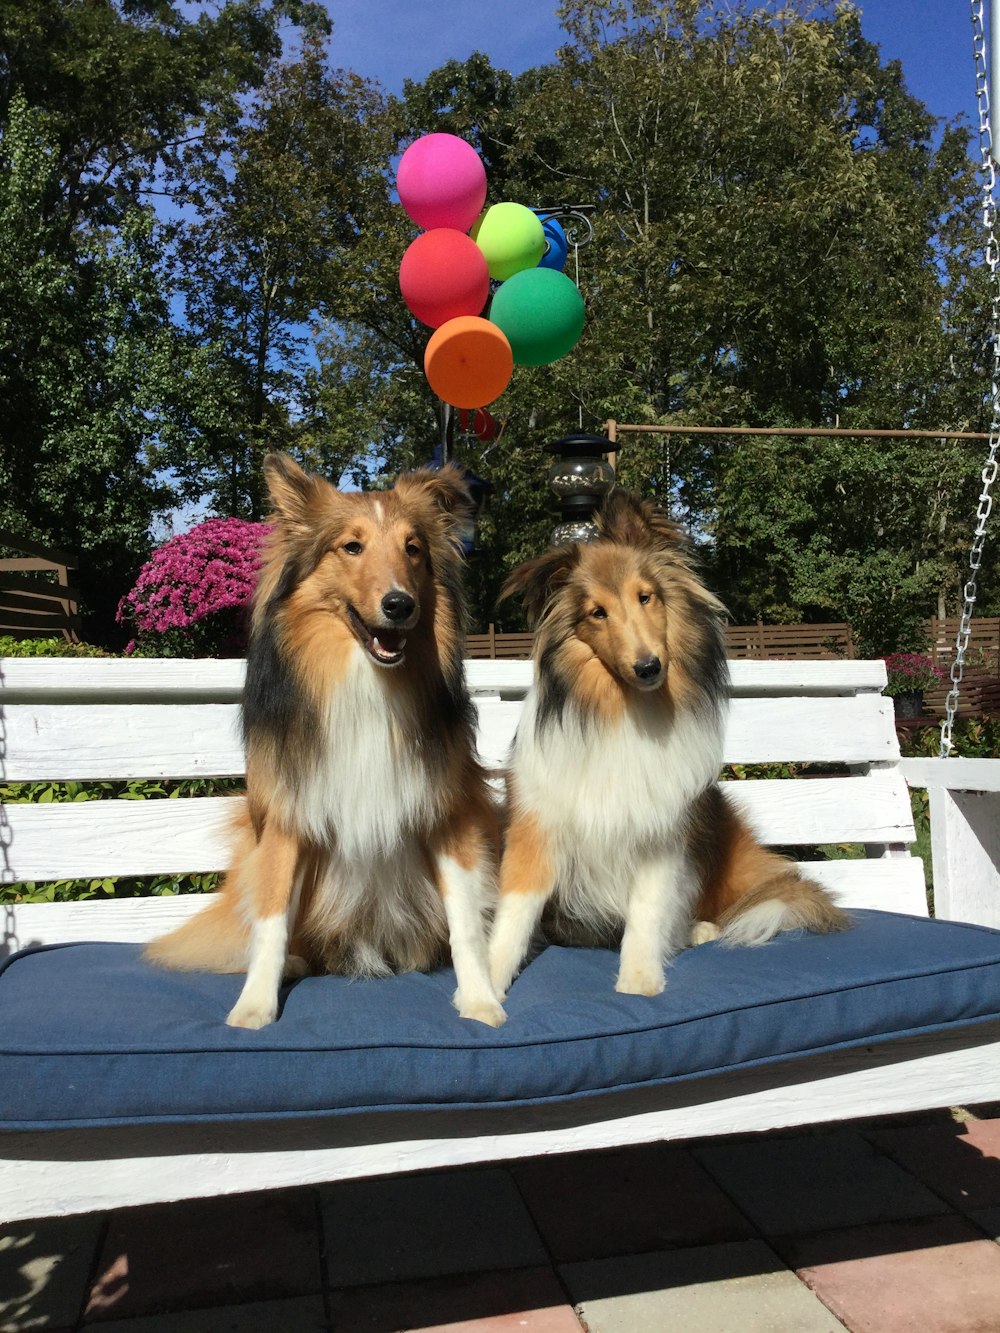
[940,0,1000,756]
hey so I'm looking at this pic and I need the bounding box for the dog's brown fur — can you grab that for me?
[487,490,850,999]
[146,454,505,1029]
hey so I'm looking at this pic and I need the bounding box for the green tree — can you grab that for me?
[0,93,175,639]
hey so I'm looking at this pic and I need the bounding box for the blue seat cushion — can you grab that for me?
[3,909,1000,1129]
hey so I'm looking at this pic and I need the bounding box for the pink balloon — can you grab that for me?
[397,134,487,232]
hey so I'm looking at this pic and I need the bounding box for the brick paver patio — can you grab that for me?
[3,1106,1000,1332]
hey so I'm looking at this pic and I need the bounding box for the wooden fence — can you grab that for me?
[0,531,81,643]
[465,622,856,661]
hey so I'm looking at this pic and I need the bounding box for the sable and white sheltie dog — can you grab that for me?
[146,453,505,1030]
[487,490,850,1002]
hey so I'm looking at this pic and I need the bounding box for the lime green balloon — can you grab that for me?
[472,203,545,281]
[489,268,585,366]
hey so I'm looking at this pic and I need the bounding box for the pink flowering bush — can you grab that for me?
[881,652,947,697]
[117,518,269,657]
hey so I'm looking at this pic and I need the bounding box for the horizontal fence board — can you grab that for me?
[900,757,1000,793]
[804,856,927,916]
[3,797,239,879]
[0,610,81,631]
[722,772,914,847]
[1,773,913,882]
[1,855,927,952]
[0,657,248,703]
[474,695,898,772]
[2,693,899,780]
[2,656,889,703]
[3,704,245,780]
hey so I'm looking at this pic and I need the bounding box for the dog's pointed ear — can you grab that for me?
[263,453,322,531]
[499,545,579,626]
[596,489,685,553]
[396,463,475,533]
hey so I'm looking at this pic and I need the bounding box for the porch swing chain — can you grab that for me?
[941,0,1000,757]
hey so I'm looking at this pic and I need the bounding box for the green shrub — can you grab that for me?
[0,776,238,904]
[900,717,1000,759]
[0,635,109,657]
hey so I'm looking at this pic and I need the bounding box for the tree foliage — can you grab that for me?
[0,0,996,650]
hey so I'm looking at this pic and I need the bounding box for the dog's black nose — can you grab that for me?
[381,590,416,622]
[633,655,662,682]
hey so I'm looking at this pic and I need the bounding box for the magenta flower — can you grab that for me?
[117,518,270,657]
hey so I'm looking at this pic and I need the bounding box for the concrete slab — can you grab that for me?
[328,1267,581,1332]
[560,1239,842,1332]
[0,1212,103,1333]
[80,1294,328,1331]
[84,1189,321,1323]
[868,1118,1000,1212]
[510,1142,754,1262]
[320,1168,548,1288]
[779,1214,1000,1333]
[694,1129,947,1235]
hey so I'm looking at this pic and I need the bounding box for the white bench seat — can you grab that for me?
[2,655,1000,1224]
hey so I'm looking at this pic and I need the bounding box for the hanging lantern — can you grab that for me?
[547,432,616,545]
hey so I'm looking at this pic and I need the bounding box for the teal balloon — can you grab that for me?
[489,268,585,366]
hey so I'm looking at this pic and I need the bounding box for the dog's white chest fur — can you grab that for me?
[292,646,442,859]
[511,692,723,917]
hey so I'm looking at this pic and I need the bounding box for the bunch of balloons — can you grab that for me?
[396,133,586,410]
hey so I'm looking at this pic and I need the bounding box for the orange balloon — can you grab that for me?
[424,316,513,409]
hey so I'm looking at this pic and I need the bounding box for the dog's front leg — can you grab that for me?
[616,844,694,996]
[433,822,507,1029]
[226,821,300,1030]
[488,813,555,1000]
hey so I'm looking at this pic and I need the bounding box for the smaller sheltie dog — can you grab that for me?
[488,490,850,1001]
[146,454,505,1029]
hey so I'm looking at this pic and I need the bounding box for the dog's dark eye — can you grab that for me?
[405,541,421,558]
[342,541,363,556]
[590,606,608,620]
[638,592,652,605]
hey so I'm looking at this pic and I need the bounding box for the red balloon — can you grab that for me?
[399,229,490,329]
[456,408,496,440]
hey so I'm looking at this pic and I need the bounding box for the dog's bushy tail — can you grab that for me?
[694,791,851,947]
[144,893,250,972]
[715,864,850,947]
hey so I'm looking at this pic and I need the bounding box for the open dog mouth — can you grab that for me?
[346,606,407,667]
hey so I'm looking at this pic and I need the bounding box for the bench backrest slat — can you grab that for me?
[0,656,889,701]
[2,693,898,781]
[2,655,915,918]
[3,772,913,882]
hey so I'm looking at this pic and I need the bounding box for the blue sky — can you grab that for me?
[324,1,978,134]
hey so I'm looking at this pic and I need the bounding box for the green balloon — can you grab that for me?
[472,203,545,281]
[489,268,585,366]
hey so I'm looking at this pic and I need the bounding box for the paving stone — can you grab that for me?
[510,1142,754,1263]
[79,1294,328,1331]
[694,1129,947,1235]
[83,1189,321,1322]
[967,1204,1000,1241]
[327,1266,581,1331]
[320,1168,548,1288]
[867,1117,1000,1212]
[0,1212,103,1332]
[560,1239,842,1332]
[778,1214,1000,1333]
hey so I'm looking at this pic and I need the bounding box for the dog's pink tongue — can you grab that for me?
[372,629,405,659]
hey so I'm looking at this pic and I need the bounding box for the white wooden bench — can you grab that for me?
[2,654,1000,1224]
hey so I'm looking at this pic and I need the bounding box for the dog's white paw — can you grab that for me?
[226,999,278,1030]
[689,920,721,947]
[615,967,665,997]
[283,954,310,979]
[454,989,508,1028]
